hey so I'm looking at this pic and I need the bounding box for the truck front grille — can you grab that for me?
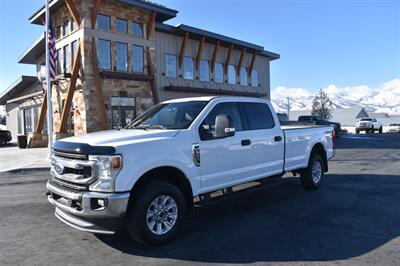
[50,151,97,186]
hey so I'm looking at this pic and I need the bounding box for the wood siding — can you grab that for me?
[155,31,271,101]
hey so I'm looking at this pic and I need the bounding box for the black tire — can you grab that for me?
[379,127,383,134]
[126,180,186,246]
[355,129,360,134]
[0,136,6,146]
[300,153,325,190]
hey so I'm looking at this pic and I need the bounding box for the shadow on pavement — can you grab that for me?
[96,173,400,263]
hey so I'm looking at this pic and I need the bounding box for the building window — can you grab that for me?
[116,18,127,33]
[183,57,194,80]
[165,54,177,78]
[214,63,223,83]
[63,21,70,37]
[71,20,78,32]
[55,26,61,40]
[199,60,210,81]
[71,40,78,63]
[56,49,62,74]
[97,39,111,70]
[228,65,236,84]
[240,67,248,86]
[132,22,143,37]
[97,14,111,31]
[132,45,144,73]
[17,110,22,134]
[116,43,128,71]
[63,44,70,73]
[251,69,258,87]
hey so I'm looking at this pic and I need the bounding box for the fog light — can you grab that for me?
[97,199,106,208]
[91,198,107,210]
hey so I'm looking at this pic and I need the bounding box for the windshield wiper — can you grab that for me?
[132,125,166,130]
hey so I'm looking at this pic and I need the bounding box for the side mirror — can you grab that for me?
[215,114,235,138]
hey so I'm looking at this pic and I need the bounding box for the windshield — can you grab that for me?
[126,101,208,130]
[360,118,373,121]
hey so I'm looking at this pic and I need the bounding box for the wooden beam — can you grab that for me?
[147,11,156,39]
[147,47,159,104]
[195,36,206,71]
[210,40,220,73]
[91,0,102,29]
[178,32,189,68]
[248,51,257,78]
[59,40,82,133]
[35,90,47,133]
[91,37,109,130]
[224,44,234,75]
[236,48,246,76]
[65,0,81,28]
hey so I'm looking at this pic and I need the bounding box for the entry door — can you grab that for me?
[199,102,253,192]
[112,107,135,129]
[111,96,136,129]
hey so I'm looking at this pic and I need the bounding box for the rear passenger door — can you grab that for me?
[238,102,285,178]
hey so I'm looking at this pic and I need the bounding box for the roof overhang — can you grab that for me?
[29,0,178,25]
[18,34,45,65]
[0,76,40,105]
[156,23,280,60]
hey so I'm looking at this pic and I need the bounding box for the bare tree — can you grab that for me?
[311,89,332,119]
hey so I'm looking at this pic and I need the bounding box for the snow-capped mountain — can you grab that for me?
[271,78,400,115]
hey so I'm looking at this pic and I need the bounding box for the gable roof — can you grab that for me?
[29,0,178,25]
[0,76,39,105]
[18,34,45,65]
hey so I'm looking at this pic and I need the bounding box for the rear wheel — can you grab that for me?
[355,129,360,134]
[300,154,324,190]
[126,180,186,246]
[379,127,383,134]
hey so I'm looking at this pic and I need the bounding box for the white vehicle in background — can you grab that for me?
[46,96,335,245]
[356,118,383,134]
[388,123,400,133]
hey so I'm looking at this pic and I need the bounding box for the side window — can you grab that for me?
[239,102,275,130]
[199,102,243,140]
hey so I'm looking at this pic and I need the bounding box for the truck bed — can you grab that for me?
[281,124,335,172]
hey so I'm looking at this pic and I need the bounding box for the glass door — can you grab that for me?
[111,96,136,129]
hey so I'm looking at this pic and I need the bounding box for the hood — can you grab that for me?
[60,129,180,147]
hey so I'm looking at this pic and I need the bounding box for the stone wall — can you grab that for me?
[49,0,156,135]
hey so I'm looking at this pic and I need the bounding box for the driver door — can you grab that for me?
[198,102,251,193]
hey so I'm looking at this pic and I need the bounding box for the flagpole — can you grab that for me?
[45,0,53,149]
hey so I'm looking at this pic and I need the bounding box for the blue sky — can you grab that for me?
[0,0,399,94]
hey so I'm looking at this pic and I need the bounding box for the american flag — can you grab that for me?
[47,17,57,80]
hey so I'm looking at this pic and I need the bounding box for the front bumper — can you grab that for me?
[46,180,130,234]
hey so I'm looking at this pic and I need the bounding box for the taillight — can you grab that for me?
[332,130,336,150]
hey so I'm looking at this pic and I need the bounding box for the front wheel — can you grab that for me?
[355,129,360,134]
[379,127,383,134]
[300,154,324,190]
[126,180,186,246]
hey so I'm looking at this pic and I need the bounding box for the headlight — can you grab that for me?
[89,155,122,192]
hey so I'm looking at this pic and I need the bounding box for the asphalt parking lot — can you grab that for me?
[1,134,400,265]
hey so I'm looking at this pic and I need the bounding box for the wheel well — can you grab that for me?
[310,143,328,172]
[132,166,194,211]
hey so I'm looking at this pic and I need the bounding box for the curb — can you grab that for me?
[0,167,50,177]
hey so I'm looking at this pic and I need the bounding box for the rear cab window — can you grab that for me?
[238,102,275,130]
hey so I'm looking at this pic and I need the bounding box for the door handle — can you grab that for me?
[241,139,251,146]
[274,136,282,142]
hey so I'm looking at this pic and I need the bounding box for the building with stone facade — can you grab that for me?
[0,0,279,147]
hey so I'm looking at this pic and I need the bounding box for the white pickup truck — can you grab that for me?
[47,96,335,245]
